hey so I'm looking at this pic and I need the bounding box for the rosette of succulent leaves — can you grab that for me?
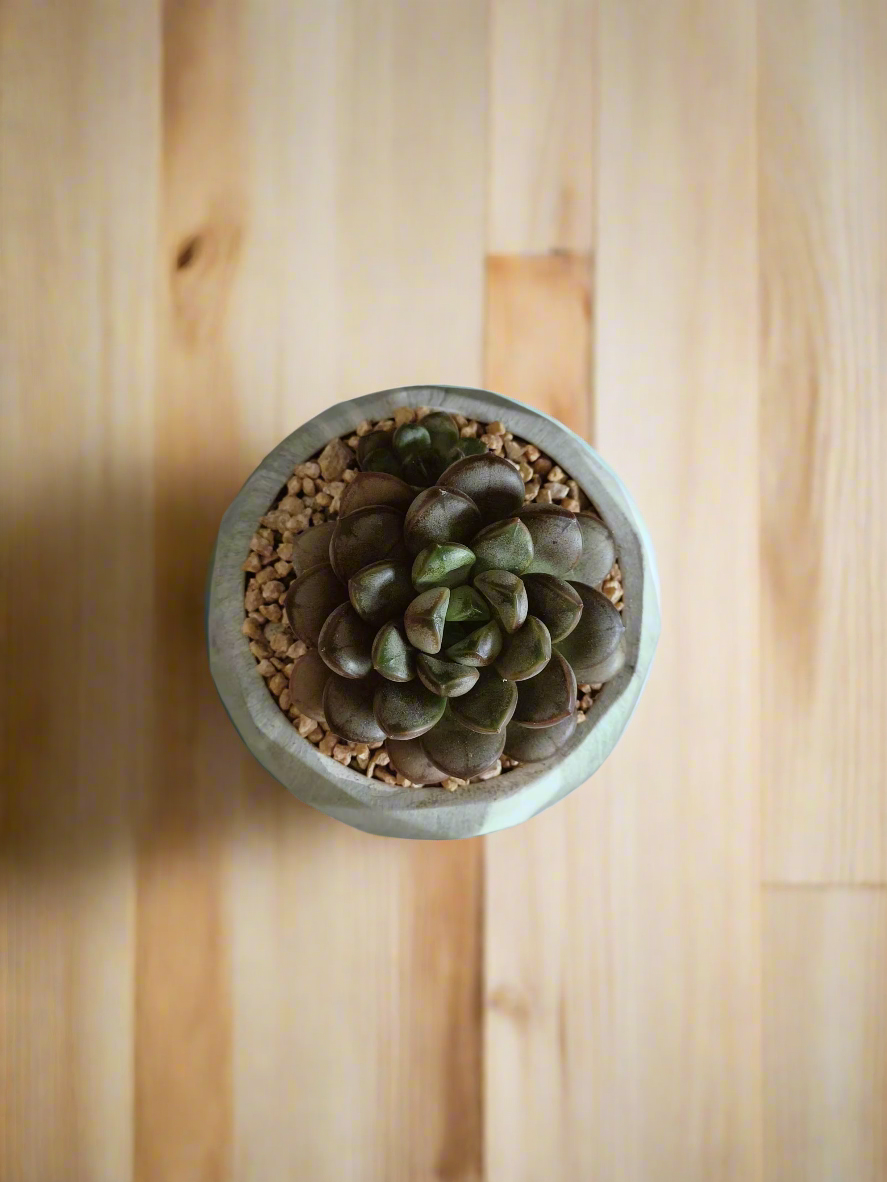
[283,411,625,785]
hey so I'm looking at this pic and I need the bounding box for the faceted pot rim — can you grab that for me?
[206,384,661,840]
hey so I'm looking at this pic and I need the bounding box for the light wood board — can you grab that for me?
[2,1,885,1180]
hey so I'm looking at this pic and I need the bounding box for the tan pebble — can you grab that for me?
[242,618,264,641]
[576,711,586,724]
[318,731,338,756]
[480,433,500,449]
[548,465,565,482]
[478,760,502,780]
[524,445,540,462]
[353,743,370,760]
[277,542,294,562]
[442,777,464,792]
[332,744,353,765]
[602,578,623,604]
[283,663,295,677]
[503,432,513,440]
[249,610,266,623]
[308,726,324,743]
[342,468,357,483]
[393,406,415,426]
[346,435,360,449]
[242,552,263,573]
[460,423,478,438]
[249,532,274,557]
[297,477,314,497]
[259,603,283,622]
[287,640,307,660]
[505,441,525,460]
[534,457,553,476]
[567,480,580,496]
[255,659,276,677]
[518,461,534,481]
[324,480,345,496]
[367,740,385,750]
[262,579,285,601]
[314,492,332,508]
[255,566,276,586]
[268,631,291,655]
[311,511,325,526]
[375,751,390,766]
[295,461,321,479]
[453,414,468,427]
[302,496,315,510]
[279,496,301,515]
[297,714,316,736]
[274,560,293,577]
[289,704,300,718]
[536,489,553,504]
[394,773,412,787]
[376,418,395,432]
[278,688,291,712]
[281,530,295,543]
[544,482,570,500]
[580,694,593,711]
[356,419,375,437]
[578,683,592,693]
[486,420,506,435]
[416,406,431,419]
[590,682,603,692]
[257,527,275,541]
[562,498,581,512]
[374,769,397,785]
[250,640,272,660]
[523,479,541,501]
[286,476,301,496]
[271,658,284,670]
[268,673,286,696]
[244,587,263,612]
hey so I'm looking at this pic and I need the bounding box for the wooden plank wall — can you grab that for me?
[1,2,885,1180]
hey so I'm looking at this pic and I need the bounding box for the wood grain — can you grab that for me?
[0,2,157,1179]
[764,888,887,1181]
[761,0,887,885]
[488,0,594,253]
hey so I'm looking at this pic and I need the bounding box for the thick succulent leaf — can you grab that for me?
[420,710,505,779]
[437,454,525,521]
[317,602,376,678]
[330,504,406,582]
[474,569,528,634]
[392,422,431,457]
[494,615,552,681]
[371,621,416,682]
[554,582,625,679]
[404,587,450,654]
[449,671,518,734]
[445,619,503,667]
[517,504,582,576]
[403,486,481,555]
[523,573,583,642]
[284,563,348,645]
[402,450,446,486]
[363,448,404,476]
[447,438,487,461]
[504,711,577,763]
[384,737,448,785]
[412,543,475,591]
[470,517,534,575]
[415,653,479,698]
[287,649,331,722]
[338,471,415,516]
[572,512,617,586]
[291,520,337,576]
[578,636,627,685]
[348,560,415,626]
[323,674,385,743]
[421,411,460,455]
[373,679,446,739]
[445,585,491,623]
[513,651,577,728]
[357,429,392,468]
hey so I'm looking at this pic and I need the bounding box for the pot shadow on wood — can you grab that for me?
[0,467,354,896]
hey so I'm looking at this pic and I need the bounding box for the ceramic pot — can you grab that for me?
[207,385,660,839]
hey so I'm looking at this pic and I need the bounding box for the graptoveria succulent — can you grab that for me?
[284,413,625,785]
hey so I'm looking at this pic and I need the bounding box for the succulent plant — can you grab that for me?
[284,412,625,785]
